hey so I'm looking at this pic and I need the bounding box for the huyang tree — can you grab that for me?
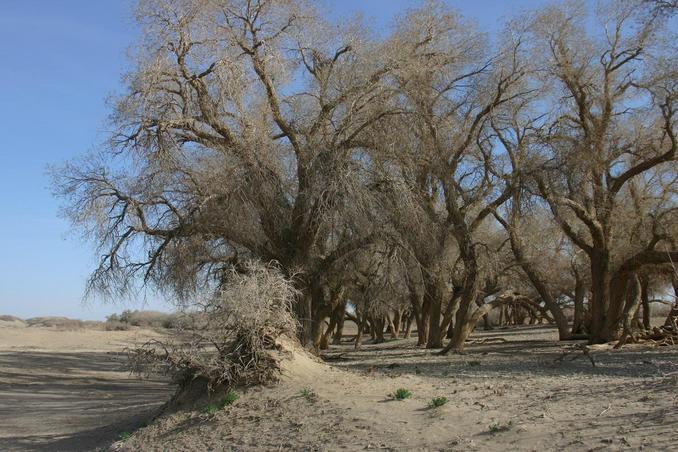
[357,1,534,351]
[526,0,677,343]
[53,0,400,347]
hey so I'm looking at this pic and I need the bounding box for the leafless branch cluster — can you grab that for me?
[128,261,298,387]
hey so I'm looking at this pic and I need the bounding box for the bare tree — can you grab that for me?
[526,0,677,343]
[53,0,399,347]
[369,2,530,352]
[490,98,574,339]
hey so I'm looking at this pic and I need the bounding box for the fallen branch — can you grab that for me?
[618,326,678,348]
[468,338,509,345]
[598,403,611,416]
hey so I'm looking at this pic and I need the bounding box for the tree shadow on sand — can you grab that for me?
[0,351,174,452]
[322,326,678,379]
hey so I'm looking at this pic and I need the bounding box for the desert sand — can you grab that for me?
[1,323,677,451]
[0,326,174,451]
[119,325,677,451]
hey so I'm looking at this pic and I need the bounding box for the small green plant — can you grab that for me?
[119,432,131,441]
[300,387,317,402]
[392,388,413,400]
[221,390,239,406]
[205,390,239,414]
[428,396,449,409]
[488,420,513,433]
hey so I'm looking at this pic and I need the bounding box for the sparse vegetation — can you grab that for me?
[428,397,449,409]
[488,420,513,433]
[392,388,413,400]
[221,390,239,407]
[300,388,317,402]
[104,320,130,331]
[205,391,238,415]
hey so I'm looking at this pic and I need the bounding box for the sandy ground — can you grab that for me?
[2,324,677,451]
[0,327,175,451]
[118,325,678,451]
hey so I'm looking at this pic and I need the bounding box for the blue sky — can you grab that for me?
[0,0,546,320]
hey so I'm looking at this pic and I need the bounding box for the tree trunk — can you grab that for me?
[374,316,385,343]
[440,291,461,339]
[446,318,475,352]
[402,314,414,338]
[319,320,332,350]
[406,281,426,344]
[439,224,483,354]
[441,254,480,353]
[294,276,329,351]
[605,272,630,342]
[310,307,329,352]
[664,278,678,329]
[516,306,527,325]
[354,312,365,349]
[320,306,343,350]
[589,252,611,344]
[370,316,376,340]
[426,278,444,348]
[498,201,571,339]
[390,310,402,339]
[507,303,515,325]
[309,281,333,351]
[514,255,571,339]
[571,273,587,335]
[640,276,651,331]
[332,301,347,345]
[317,322,329,350]
[615,274,641,348]
[442,290,496,354]
[295,291,314,347]
[445,318,455,339]
[416,296,430,346]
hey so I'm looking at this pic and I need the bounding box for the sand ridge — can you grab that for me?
[117,326,678,451]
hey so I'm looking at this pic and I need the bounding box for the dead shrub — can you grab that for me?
[104,320,131,331]
[128,261,299,390]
